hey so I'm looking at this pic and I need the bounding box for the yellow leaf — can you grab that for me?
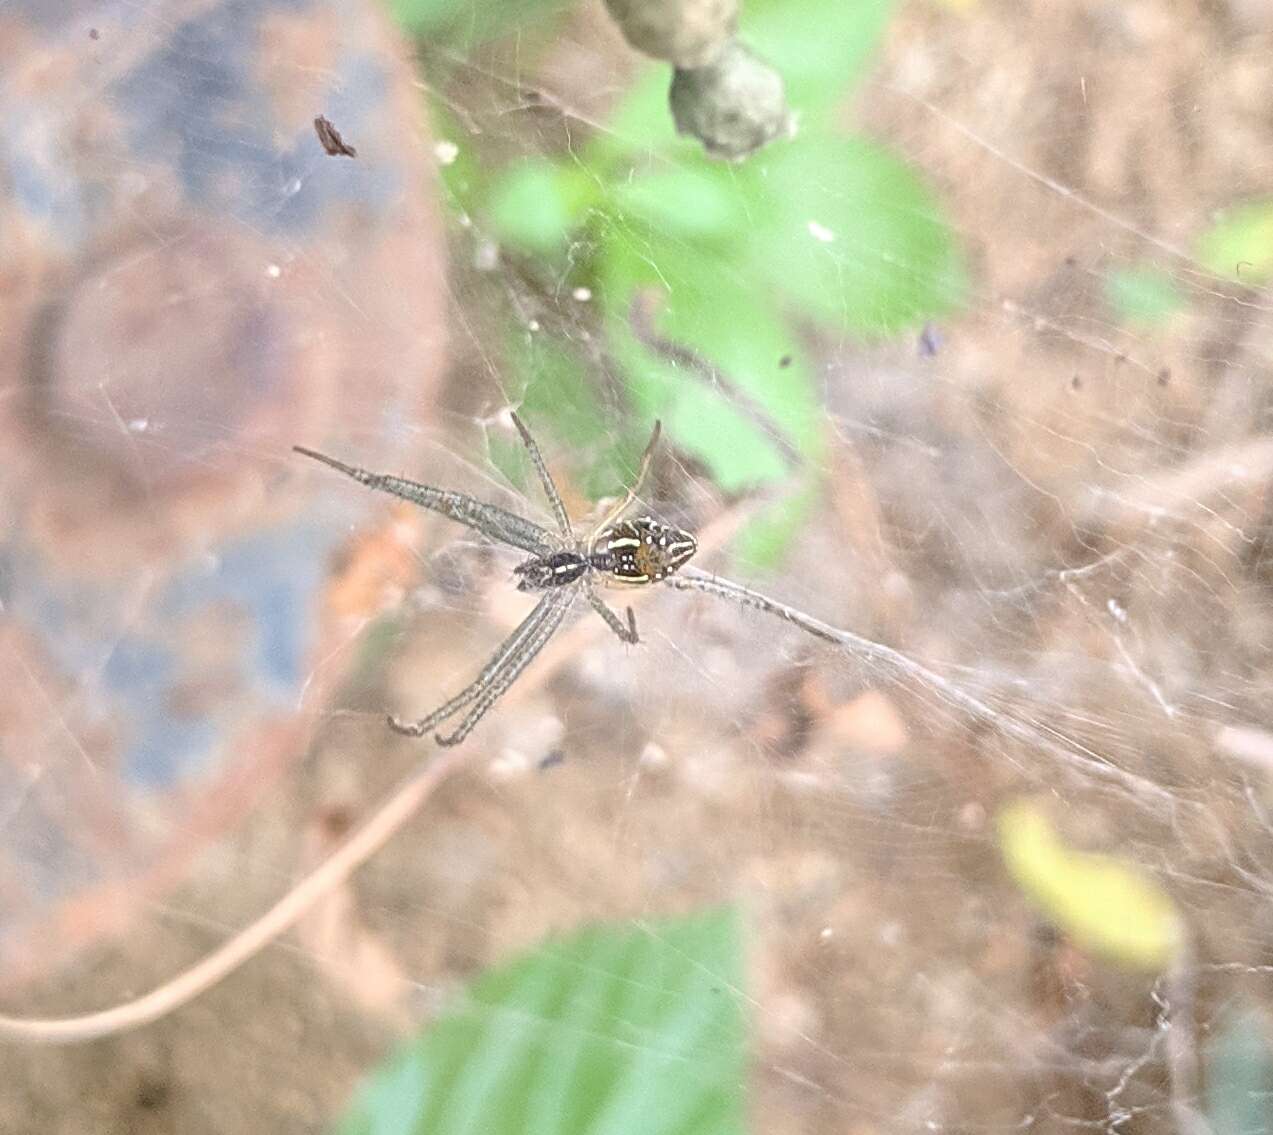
[997,799,1183,971]
[1197,199,1273,284]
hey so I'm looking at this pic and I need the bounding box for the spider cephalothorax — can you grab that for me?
[294,416,694,745]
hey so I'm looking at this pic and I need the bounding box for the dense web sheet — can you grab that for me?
[5,1,1273,1132]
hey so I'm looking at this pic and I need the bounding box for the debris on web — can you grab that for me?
[603,0,792,159]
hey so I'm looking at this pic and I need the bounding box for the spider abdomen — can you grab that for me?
[593,517,697,584]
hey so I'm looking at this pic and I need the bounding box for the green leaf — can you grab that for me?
[594,67,682,161]
[600,233,817,491]
[747,135,965,337]
[1207,1009,1273,1135]
[609,165,749,245]
[350,615,406,685]
[385,0,462,34]
[454,7,951,511]
[486,161,598,255]
[742,0,897,118]
[1197,199,1273,284]
[509,337,639,501]
[387,0,569,41]
[425,101,485,217]
[997,799,1183,971]
[1104,265,1185,326]
[593,107,966,347]
[734,483,818,573]
[336,908,745,1135]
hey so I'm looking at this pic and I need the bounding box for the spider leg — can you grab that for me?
[388,587,565,738]
[510,413,573,542]
[435,584,576,746]
[588,420,662,553]
[587,586,640,645]
[294,446,554,556]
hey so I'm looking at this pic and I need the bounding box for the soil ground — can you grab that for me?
[7,1,1273,1132]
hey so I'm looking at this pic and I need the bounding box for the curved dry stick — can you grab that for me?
[0,506,1165,1043]
[0,744,470,1045]
[0,503,759,1047]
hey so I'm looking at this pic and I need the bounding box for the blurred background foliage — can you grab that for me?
[334,0,1273,1130]
[401,0,964,569]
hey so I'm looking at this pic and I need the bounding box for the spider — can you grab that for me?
[294,415,697,745]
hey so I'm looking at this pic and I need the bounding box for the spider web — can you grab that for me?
[4,1,1273,1132]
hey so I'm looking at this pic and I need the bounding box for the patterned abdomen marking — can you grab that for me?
[594,517,697,584]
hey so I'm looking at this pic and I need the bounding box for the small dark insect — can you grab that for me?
[314,115,357,158]
[133,1075,170,1111]
[778,355,792,369]
[88,27,100,40]
[918,322,942,358]
[294,416,696,745]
